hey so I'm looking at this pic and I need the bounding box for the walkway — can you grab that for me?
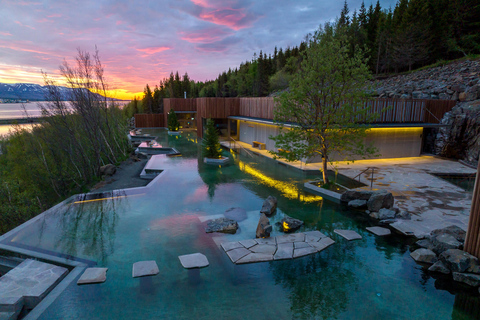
[222,140,476,238]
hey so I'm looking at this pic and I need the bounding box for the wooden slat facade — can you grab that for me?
[136,97,457,132]
[134,114,164,128]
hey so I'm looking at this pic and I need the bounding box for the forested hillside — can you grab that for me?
[134,0,479,114]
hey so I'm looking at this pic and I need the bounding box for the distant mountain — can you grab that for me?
[0,83,120,101]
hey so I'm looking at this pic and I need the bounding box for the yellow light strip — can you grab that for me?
[73,193,146,204]
[238,160,322,203]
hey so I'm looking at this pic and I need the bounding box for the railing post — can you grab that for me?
[465,160,480,258]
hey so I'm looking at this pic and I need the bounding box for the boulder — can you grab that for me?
[256,213,272,238]
[280,216,304,233]
[410,248,437,264]
[430,225,466,243]
[99,164,116,176]
[205,218,238,234]
[439,249,480,273]
[378,208,396,220]
[416,239,434,250]
[260,196,277,216]
[367,191,394,212]
[396,210,411,220]
[431,234,462,255]
[459,92,467,101]
[428,261,450,274]
[224,207,247,222]
[452,272,480,287]
[465,84,480,101]
[340,190,374,203]
[348,199,367,209]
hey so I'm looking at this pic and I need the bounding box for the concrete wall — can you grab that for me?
[238,121,423,161]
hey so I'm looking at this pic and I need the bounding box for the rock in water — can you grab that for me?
[280,216,304,233]
[340,190,374,203]
[205,218,238,234]
[256,213,272,238]
[410,248,437,264]
[224,207,247,222]
[430,225,466,243]
[452,272,480,287]
[439,249,480,273]
[428,261,450,274]
[348,199,367,209]
[260,196,277,216]
[367,191,394,212]
[431,234,462,255]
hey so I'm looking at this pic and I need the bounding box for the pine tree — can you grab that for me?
[202,119,222,159]
[142,84,153,114]
[167,108,179,131]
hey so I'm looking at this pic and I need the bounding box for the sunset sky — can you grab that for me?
[1,0,397,100]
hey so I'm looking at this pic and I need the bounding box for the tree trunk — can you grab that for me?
[322,156,329,185]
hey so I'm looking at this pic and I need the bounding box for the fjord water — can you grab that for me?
[4,130,478,319]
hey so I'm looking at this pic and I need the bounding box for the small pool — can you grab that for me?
[1,130,479,319]
[432,173,476,192]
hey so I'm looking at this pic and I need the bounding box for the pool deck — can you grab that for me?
[221,140,477,238]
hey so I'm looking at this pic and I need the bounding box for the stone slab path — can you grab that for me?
[178,253,209,269]
[334,229,362,240]
[221,231,335,264]
[0,259,68,312]
[366,226,391,236]
[77,268,108,285]
[132,261,159,278]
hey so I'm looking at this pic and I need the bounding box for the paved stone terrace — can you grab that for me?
[221,231,335,264]
[222,140,476,239]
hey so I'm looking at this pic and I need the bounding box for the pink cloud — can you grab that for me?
[14,21,35,30]
[0,32,12,36]
[136,46,171,54]
[47,14,62,18]
[190,0,259,30]
[180,28,233,44]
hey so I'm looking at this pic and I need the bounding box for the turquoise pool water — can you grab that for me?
[2,130,479,319]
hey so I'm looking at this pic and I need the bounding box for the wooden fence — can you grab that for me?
[134,114,164,128]
[136,97,457,129]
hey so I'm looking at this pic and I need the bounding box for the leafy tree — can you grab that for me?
[167,108,180,131]
[270,30,376,184]
[202,119,222,159]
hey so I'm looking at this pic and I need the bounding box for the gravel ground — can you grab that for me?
[90,157,150,194]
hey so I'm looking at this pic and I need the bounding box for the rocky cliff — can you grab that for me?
[373,59,480,102]
[435,101,480,165]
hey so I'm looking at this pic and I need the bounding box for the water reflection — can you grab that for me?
[269,247,356,319]
[53,191,129,264]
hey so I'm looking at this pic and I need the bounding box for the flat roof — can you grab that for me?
[228,116,447,128]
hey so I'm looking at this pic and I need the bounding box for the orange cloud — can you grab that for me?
[136,46,171,55]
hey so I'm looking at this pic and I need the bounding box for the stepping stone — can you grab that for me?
[305,230,327,242]
[221,241,243,252]
[0,259,68,310]
[274,243,294,260]
[225,247,250,263]
[366,226,391,236]
[77,268,108,285]
[249,244,276,255]
[132,261,159,278]
[255,237,276,245]
[236,253,273,264]
[309,237,335,252]
[239,239,257,249]
[293,246,317,258]
[334,229,362,240]
[276,233,305,244]
[294,242,311,249]
[178,253,209,269]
